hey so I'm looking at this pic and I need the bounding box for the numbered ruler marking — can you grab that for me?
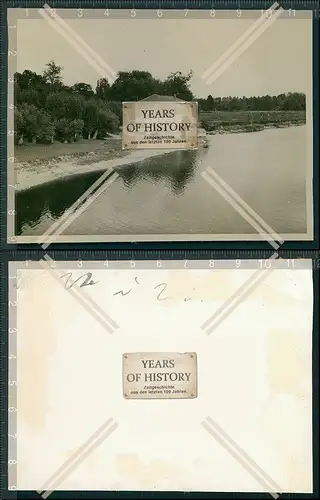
[6,8,313,19]
[123,352,198,400]
[8,264,18,491]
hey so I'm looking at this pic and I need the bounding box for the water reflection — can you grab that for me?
[16,127,308,237]
[16,149,200,235]
[16,171,100,235]
[118,150,199,196]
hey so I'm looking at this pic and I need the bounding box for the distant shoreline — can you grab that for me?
[207,119,305,135]
[15,121,305,192]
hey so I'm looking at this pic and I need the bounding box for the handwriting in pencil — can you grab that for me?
[60,272,99,290]
[113,288,133,296]
[59,273,203,302]
[154,283,169,301]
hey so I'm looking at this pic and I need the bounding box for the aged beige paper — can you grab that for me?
[11,261,313,492]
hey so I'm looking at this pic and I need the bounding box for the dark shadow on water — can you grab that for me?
[117,149,198,196]
[16,149,200,235]
[15,171,102,235]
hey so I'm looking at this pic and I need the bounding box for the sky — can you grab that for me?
[13,9,312,98]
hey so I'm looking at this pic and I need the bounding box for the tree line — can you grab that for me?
[14,61,196,145]
[198,93,306,112]
[14,60,306,145]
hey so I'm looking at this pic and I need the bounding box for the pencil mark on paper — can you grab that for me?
[154,282,169,301]
[113,288,133,296]
[60,272,99,290]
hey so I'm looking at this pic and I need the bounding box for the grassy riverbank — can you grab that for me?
[199,110,306,134]
[15,110,306,165]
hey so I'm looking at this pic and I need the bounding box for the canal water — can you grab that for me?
[16,126,308,237]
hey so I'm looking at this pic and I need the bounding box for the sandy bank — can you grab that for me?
[15,148,175,192]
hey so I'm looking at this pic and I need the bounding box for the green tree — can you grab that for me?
[64,93,85,120]
[14,108,25,144]
[54,118,84,142]
[15,70,47,91]
[45,92,84,121]
[257,95,275,111]
[36,113,56,143]
[15,60,307,147]
[109,71,161,101]
[96,108,119,137]
[69,119,85,141]
[19,88,41,107]
[160,71,194,100]
[96,78,110,100]
[82,99,101,139]
[43,61,63,87]
[206,95,215,110]
[55,118,72,142]
[45,92,68,120]
[71,82,95,99]
[282,92,306,111]
[17,104,54,144]
[275,93,286,110]
[18,104,41,142]
[15,70,48,107]
[105,100,122,117]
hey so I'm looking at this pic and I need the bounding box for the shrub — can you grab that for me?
[69,119,84,141]
[45,92,85,121]
[97,109,119,137]
[83,100,100,138]
[19,88,41,107]
[54,118,84,142]
[35,112,55,144]
[200,118,211,131]
[15,104,54,144]
[105,101,122,121]
[17,104,39,142]
[55,118,72,142]
[14,108,25,144]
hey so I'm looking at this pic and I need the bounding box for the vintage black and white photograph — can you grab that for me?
[8,8,313,243]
